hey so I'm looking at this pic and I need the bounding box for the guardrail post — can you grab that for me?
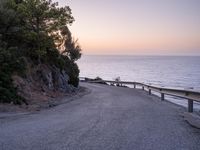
[134,83,136,88]
[142,86,144,90]
[188,100,193,112]
[161,93,164,101]
[149,89,151,95]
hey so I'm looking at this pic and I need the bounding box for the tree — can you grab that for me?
[0,0,82,104]
[16,0,75,62]
[61,26,82,62]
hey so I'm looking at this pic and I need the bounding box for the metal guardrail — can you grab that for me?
[80,77,200,113]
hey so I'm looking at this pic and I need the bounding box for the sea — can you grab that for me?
[77,55,200,111]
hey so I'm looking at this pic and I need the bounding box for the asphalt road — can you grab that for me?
[0,83,200,150]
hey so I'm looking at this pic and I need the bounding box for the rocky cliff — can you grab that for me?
[12,64,76,107]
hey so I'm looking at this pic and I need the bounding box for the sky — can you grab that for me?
[56,0,200,55]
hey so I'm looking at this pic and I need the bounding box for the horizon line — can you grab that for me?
[81,54,200,57]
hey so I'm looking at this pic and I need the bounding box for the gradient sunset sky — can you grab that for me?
[57,0,200,55]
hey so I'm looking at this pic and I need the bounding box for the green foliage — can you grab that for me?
[61,26,82,62]
[15,0,74,60]
[0,43,26,104]
[0,71,25,105]
[0,0,82,104]
[63,57,80,87]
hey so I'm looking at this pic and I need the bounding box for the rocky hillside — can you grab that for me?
[0,0,81,105]
[12,64,76,105]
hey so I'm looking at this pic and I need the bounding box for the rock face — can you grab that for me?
[51,66,71,92]
[36,65,73,92]
[12,64,75,105]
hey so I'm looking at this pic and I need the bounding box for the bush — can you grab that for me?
[0,46,27,104]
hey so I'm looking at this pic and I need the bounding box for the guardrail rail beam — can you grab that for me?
[81,77,200,113]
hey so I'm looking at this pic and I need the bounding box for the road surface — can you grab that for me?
[0,83,200,150]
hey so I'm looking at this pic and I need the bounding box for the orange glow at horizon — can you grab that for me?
[76,33,200,55]
[57,0,200,55]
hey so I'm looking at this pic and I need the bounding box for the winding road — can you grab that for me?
[1,83,200,150]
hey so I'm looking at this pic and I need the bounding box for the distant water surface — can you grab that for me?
[77,55,200,110]
[78,55,200,90]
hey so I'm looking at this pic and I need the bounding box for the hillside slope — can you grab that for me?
[0,0,81,105]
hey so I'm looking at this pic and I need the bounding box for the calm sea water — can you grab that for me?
[77,55,200,110]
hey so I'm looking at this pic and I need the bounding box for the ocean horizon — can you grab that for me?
[78,55,200,110]
[78,55,200,89]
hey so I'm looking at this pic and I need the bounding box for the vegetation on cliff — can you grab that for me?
[0,0,81,104]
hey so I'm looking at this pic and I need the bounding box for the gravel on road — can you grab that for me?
[0,83,200,150]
